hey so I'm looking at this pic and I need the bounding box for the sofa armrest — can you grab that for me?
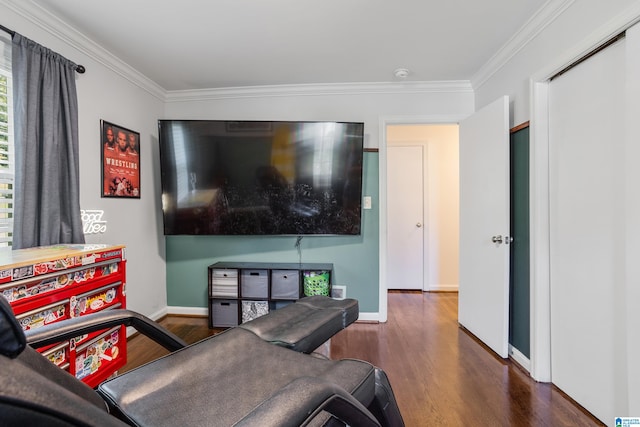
[235,376,381,427]
[25,309,187,352]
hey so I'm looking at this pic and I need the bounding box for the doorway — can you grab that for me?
[384,119,531,367]
[386,124,460,292]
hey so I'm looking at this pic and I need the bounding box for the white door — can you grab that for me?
[458,96,510,358]
[548,38,624,423]
[387,145,424,290]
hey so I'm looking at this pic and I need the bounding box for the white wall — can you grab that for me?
[387,125,459,291]
[1,3,168,318]
[79,78,167,319]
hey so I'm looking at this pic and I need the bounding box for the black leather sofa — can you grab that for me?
[0,295,404,426]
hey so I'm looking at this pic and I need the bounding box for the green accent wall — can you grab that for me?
[166,152,380,313]
[509,126,530,357]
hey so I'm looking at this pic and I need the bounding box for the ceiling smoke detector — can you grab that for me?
[394,68,410,79]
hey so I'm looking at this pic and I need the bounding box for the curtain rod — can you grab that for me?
[0,23,86,74]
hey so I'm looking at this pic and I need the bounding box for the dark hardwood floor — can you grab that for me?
[123,291,604,426]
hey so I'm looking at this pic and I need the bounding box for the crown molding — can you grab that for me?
[1,0,167,101]
[471,0,576,90]
[165,80,473,103]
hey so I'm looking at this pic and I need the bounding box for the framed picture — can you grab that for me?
[331,285,346,300]
[101,120,140,198]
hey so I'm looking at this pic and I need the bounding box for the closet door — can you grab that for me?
[548,37,624,423]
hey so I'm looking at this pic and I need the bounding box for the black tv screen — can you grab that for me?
[158,120,364,236]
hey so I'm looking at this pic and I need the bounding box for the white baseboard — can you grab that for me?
[167,306,208,316]
[357,312,380,322]
[148,306,169,321]
[427,284,459,292]
[509,344,531,372]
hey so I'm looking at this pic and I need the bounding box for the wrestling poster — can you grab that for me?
[101,120,140,198]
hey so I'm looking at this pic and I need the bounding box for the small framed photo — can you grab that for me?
[331,285,346,300]
[101,120,140,198]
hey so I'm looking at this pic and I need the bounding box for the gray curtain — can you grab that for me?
[11,33,84,249]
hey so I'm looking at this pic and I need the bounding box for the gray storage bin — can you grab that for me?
[271,270,300,300]
[240,269,268,298]
[210,300,238,327]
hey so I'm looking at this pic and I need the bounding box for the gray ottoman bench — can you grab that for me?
[239,296,359,353]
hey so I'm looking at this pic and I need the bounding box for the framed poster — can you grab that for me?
[101,120,140,198]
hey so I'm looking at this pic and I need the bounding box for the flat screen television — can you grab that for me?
[158,120,365,236]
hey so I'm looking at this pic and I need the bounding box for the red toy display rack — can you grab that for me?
[0,244,127,388]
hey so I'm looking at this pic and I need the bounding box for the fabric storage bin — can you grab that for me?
[210,269,238,298]
[271,270,300,300]
[210,300,238,327]
[241,300,269,323]
[240,269,268,299]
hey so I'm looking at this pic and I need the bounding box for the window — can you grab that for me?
[0,33,13,247]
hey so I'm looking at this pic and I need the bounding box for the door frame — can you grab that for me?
[379,115,466,322]
[528,82,552,382]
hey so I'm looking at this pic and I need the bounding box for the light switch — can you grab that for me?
[363,196,372,210]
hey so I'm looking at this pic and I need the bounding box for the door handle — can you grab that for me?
[491,235,514,244]
[416,223,422,228]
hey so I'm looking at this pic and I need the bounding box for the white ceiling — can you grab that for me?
[30,0,547,91]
